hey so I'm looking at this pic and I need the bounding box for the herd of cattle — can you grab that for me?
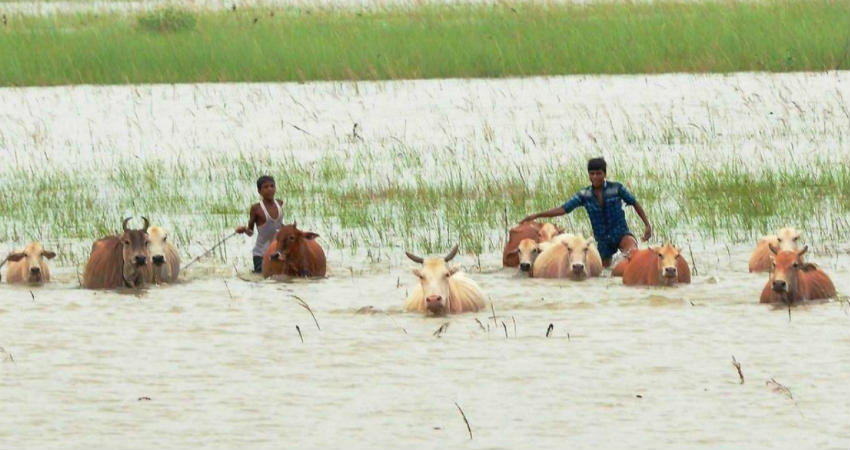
[0,219,838,315]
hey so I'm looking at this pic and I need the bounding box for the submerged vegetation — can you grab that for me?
[0,0,847,86]
[0,147,846,265]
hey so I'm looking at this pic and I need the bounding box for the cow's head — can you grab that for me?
[653,244,682,283]
[775,227,801,252]
[121,217,150,268]
[146,225,169,266]
[6,242,55,283]
[513,238,541,273]
[560,234,595,278]
[406,245,460,316]
[769,244,808,295]
[270,222,319,262]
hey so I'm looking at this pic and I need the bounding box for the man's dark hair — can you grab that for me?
[256,175,275,190]
[587,157,607,173]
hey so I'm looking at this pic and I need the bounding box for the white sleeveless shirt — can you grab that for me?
[252,200,284,257]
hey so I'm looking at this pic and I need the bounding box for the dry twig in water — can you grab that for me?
[474,318,486,332]
[546,323,554,338]
[292,295,320,330]
[501,321,508,339]
[433,322,450,337]
[454,402,473,440]
[296,325,304,343]
[731,355,744,384]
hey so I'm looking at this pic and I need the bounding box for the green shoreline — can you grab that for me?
[3,0,848,86]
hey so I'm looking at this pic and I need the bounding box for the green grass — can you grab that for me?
[1,0,847,86]
[0,147,847,264]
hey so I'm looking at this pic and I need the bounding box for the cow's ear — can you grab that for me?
[448,265,461,276]
[768,243,779,254]
[42,251,56,259]
[303,232,319,240]
[6,252,24,262]
[800,262,818,272]
[510,247,520,255]
[412,269,424,279]
[586,237,596,246]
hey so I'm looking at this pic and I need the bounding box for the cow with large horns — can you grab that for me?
[404,245,486,315]
[759,245,835,304]
[83,217,152,289]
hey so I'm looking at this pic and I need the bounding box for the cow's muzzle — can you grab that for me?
[270,252,282,261]
[571,263,585,274]
[134,255,147,266]
[664,267,677,278]
[519,262,531,272]
[772,280,788,292]
[426,295,445,315]
[152,255,165,265]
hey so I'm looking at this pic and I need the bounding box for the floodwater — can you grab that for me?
[0,72,849,448]
[0,245,848,449]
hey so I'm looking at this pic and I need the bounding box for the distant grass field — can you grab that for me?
[1,0,847,86]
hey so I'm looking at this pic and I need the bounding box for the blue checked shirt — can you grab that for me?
[562,181,637,244]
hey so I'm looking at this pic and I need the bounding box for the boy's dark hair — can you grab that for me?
[256,175,275,190]
[587,157,607,173]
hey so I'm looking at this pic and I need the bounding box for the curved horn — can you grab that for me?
[405,251,424,264]
[797,245,808,257]
[122,217,132,231]
[293,220,297,229]
[142,216,150,230]
[768,243,779,255]
[444,244,459,262]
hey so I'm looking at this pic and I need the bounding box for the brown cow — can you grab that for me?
[83,217,152,289]
[759,245,836,304]
[404,245,486,315]
[5,242,56,284]
[622,244,691,286]
[262,222,326,278]
[749,227,801,272]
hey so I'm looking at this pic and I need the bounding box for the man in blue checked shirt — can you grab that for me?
[520,157,652,267]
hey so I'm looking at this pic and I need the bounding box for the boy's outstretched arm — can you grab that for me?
[520,206,566,224]
[235,205,258,236]
[633,202,652,241]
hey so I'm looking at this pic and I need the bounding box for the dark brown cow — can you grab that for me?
[759,245,836,304]
[262,222,326,278]
[503,221,542,267]
[83,217,152,289]
[622,244,691,287]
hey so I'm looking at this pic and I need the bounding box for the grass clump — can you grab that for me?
[136,7,197,33]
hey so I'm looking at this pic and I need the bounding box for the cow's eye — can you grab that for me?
[583,247,588,252]
[792,263,799,268]
[657,253,663,258]
[162,236,167,242]
[124,240,130,245]
[777,238,782,242]
[792,236,798,241]
[566,247,571,252]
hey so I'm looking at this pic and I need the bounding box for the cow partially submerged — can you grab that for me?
[147,225,180,284]
[404,245,486,315]
[622,244,691,286]
[262,222,326,278]
[503,221,563,268]
[5,242,56,284]
[532,234,603,280]
[759,245,835,304]
[749,227,801,272]
[83,217,152,289]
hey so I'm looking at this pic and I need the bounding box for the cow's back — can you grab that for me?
[622,249,658,286]
[799,265,836,301]
[83,237,124,289]
[300,239,326,277]
[748,236,777,272]
[532,242,569,278]
[503,222,541,267]
[447,273,486,313]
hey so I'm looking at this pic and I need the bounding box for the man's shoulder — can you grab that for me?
[576,186,593,197]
